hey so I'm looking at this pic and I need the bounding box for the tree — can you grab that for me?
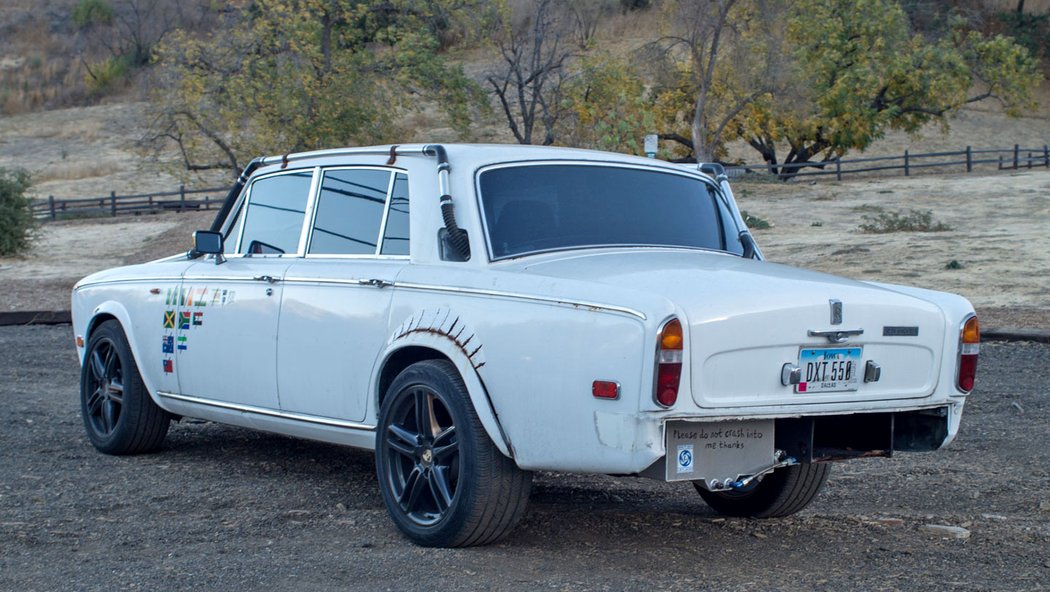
[74,0,211,93]
[0,168,34,257]
[643,0,789,162]
[738,0,1042,176]
[559,54,655,154]
[486,0,574,145]
[150,0,487,177]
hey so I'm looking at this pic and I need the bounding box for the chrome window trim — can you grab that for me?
[157,391,376,431]
[375,171,397,256]
[295,167,322,257]
[300,254,410,261]
[473,159,727,263]
[236,167,318,256]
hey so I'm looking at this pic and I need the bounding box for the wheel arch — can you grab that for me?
[375,340,514,460]
[81,302,164,409]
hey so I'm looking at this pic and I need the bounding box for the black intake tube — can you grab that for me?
[209,157,263,233]
[423,144,470,260]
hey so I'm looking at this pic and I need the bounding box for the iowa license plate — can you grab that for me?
[797,347,862,393]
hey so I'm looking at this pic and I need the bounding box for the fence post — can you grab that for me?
[1028,151,1033,169]
[1013,144,1020,169]
[48,195,56,220]
[904,150,910,177]
[835,158,842,181]
[110,191,117,217]
[1044,145,1049,168]
[179,185,186,212]
[966,146,972,173]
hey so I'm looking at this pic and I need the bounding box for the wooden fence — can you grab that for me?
[31,185,230,220]
[30,144,1050,220]
[725,144,1050,180]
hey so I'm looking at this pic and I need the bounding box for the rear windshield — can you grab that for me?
[479,164,729,259]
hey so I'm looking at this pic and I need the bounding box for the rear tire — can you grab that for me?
[80,320,170,455]
[375,360,532,547]
[694,463,830,518]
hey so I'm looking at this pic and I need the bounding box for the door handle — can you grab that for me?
[252,275,280,284]
[359,278,393,289]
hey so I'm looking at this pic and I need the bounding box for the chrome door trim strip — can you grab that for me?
[75,277,183,289]
[396,281,648,320]
[157,391,376,431]
[278,276,646,319]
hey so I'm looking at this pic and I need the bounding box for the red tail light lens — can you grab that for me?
[655,319,683,407]
[957,315,979,392]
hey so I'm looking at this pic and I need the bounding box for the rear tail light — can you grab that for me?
[655,318,683,407]
[957,315,979,392]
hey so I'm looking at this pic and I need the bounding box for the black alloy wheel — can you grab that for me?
[80,320,170,454]
[376,360,531,547]
[83,335,125,439]
[383,383,461,526]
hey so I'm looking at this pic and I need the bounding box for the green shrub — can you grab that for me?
[0,168,35,256]
[741,210,772,230]
[859,208,951,233]
[85,55,133,94]
[72,0,114,28]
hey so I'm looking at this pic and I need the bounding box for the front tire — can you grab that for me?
[80,320,170,454]
[375,360,532,547]
[694,463,830,518]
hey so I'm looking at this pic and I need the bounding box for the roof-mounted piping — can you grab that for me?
[206,157,263,235]
[423,144,470,261]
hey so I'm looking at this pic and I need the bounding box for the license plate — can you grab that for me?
[797,347,862,393]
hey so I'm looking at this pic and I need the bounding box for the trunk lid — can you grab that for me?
[512,249,947,408]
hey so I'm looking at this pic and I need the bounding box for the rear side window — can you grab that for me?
[309,169,390,255]
[238,171,313,255]
[308,168,410,256]
[380,173,410,256]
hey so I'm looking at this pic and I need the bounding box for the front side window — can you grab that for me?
[238,171,313,255]
[479,164,726,260]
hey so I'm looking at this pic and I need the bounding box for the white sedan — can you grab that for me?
[72,144,979,547]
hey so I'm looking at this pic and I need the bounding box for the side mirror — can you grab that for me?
[192,230,225,264]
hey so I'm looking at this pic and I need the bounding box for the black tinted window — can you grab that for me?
[380,173,410,256]
[309,169,391,255]
[479,165,725,259]
[239,171,312,255]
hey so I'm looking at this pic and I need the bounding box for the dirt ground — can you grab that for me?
[1,170,1047,330]
[1,325,1047,591]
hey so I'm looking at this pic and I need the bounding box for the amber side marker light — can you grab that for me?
[957,315,979,392]
[655,319,684,407]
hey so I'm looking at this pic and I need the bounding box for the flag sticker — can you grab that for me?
[162,335,174,354]
[179,312,191,330]
[177,335,188,351]
[163,359,173,374]
[163,310,176,329]
[192,312,203,326]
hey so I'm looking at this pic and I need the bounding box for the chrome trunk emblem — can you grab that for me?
[830,299,843,325]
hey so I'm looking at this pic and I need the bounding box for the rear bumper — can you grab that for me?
[584,398,966,477]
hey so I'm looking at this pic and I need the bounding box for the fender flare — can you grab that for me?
[375,310,513,459]
[83,301,167,410]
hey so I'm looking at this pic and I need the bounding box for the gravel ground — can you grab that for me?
[1,326,1048,591]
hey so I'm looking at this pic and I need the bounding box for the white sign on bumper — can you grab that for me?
[664,419,775,485]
